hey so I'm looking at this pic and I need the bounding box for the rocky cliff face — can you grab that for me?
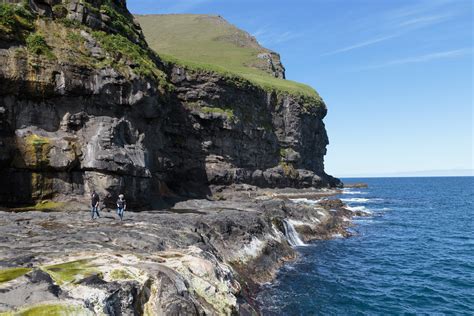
[0,0,340,208]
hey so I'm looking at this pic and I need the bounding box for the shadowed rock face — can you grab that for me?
[0,0,341,209]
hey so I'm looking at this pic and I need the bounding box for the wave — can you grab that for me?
[346,205,373,214]
[342,190,367,195]
[341,198,383,203]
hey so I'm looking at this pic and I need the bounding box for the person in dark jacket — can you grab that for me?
[116,194,126,220]
[91,191,100,219]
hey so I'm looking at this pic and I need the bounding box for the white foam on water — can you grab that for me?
[346,205,373,214]
[341,198,383,203]
[342,190,366,195]
[371,207,391,211]
[282,219,306,247]
[332,233,344,239]
[352,219,375,224]
[290,198,319,205]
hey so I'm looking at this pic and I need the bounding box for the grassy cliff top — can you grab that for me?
[136,14,320,98]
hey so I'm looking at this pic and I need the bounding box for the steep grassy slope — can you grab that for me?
[136,14,319,98]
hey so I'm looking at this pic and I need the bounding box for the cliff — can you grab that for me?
[0,1,339,208]
[0,1,356,315]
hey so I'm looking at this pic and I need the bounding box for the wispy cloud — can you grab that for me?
[397,14,452,28]
[253,28,302,46]
[357,48,471,70]
[321,34,400,56]
[321,1,460,57]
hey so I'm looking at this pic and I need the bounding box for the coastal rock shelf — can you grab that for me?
[0,186,367,314]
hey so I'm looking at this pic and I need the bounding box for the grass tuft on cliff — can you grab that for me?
[0,2,35,40]
[136,14,320,99]
[91,30,167,83]
[26,33,54,59]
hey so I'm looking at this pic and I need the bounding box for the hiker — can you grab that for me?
[91,191,100,219]
[116,194,126,220]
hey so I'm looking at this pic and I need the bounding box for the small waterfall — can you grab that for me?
[282,219,306,247]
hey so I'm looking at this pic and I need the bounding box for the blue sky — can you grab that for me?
[129,0,473,177]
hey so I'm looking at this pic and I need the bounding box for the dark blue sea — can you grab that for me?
[257,177,474,315]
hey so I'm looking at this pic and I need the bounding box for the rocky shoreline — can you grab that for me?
[0,1,354,314]
[0,185,368,315]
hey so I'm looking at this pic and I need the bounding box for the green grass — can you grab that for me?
[136,14,320,98]
[201,106,235,119]
[91,30,167,84]
[0,2,35,39]
[42,259,99,285]
[99,0,143,45]
[0,267,31,284]
[26,33,55,59]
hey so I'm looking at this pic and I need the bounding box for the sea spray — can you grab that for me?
[282,219,306,246]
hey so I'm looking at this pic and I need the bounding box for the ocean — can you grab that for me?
[257,177,474,315]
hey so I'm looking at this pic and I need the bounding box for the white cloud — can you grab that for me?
[253,29,302,46]
[321,34,400,56]
[397,14,453,28]
[321,1,460,57]
[358,48,471,70]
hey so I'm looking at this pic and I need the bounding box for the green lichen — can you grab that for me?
[42,259,100,285]
[10,200,66,212]
[24,134,50,168]
[109,269,133,280]
[190,278,236,315]
[280,162,298,178]
[0,303,93,316]
[201,106,235,120]
[0,267,31,284]
[32,201,65,211]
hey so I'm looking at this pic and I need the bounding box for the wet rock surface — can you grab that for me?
[0,187,367,315]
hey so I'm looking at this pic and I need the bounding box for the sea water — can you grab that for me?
[257,177,474,315]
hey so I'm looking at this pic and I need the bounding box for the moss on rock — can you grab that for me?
[0,303,92,316]
[0,267,31,284]
[109,269,133,280]
[0,2,35,41]
[201,106,235,120]
[42,259,100,285]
